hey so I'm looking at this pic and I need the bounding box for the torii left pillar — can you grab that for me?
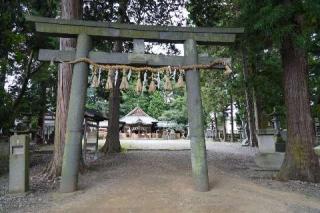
[60,33,92,193]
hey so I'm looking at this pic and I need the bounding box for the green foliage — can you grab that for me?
[84,0,187,116]
[237,0,320,126]
[119,79,187,125]
[120,89,168,119]
[159,94,188,125]
[252,49,284,114]
[187,0,235,27]
[0,0,59,134]
[0,0,187,134]
[86,87,109,113]
[187,0,320,130]
[309,54,320,119]
[147,91,168,118]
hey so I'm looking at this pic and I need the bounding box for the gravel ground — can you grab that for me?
[205,142,320,198]
[0,154,59,212]
[121,139,320,198]
[0,141,320,212]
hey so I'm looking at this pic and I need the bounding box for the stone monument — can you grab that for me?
[9,134,30,193]
[9,115,31,193]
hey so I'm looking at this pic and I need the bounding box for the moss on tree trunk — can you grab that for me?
[278,34,320,182]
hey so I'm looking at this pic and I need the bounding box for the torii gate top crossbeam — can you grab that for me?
[26,16,244,45]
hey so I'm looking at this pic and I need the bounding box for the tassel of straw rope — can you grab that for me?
[142,72,148,92]
[148,73,156,93]
[91,65,100,88]
[105,69,114,90]
[157,72,161,89]
[135,71,142,94]
[98,67,101,82]
[176,70,185,88]
[224,65,232,75]
[120,69,129,90]
[164,71,173,91]
[114,70,119,84]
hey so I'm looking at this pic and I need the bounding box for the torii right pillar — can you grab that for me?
[184,39,209,192]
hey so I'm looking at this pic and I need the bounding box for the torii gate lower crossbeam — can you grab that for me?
[26,16,243,193]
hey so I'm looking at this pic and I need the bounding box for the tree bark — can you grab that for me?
[214,112,219,140]
[253,89,261,130]
[278,33,320,182]
[0,60,8,133]
[35,82,47,144]
[101,0,128,154]
[230,94,234,142]
[222,111,227,142]
[45,0,81,179]
[101,62,122,153]
[242,48,258,147]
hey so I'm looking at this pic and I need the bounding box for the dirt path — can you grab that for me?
[41,150,320,213]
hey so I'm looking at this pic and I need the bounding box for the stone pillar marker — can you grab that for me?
[184,39,209,192]
[9,134,29,193]
[60,33,92,193]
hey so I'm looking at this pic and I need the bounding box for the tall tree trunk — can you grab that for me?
[211,118,214,131]
[35,82,47,144]
[253,89,261,130]
[101,0,128,153]
[0,61,5,91]
[230,95,234,142]
[101,57,122,153]
[222,111,227,142]
[45,0,81,179]
[242,48,258,147]
[0,57,8,132]
[278,33,320,182]
[214,112,219,140]
[253,88,269,129]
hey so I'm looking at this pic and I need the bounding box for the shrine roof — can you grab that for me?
[120,107,158,125]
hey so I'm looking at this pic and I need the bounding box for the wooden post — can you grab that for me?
[184,39,209,192]
[60,33,92,193]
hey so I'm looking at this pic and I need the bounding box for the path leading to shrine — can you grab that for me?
[111,139,191,150]
[3,142,320,212]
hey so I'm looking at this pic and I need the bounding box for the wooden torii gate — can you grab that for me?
[26,16,244,193]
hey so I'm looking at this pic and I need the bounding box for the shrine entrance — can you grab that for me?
[26,16,243,193]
